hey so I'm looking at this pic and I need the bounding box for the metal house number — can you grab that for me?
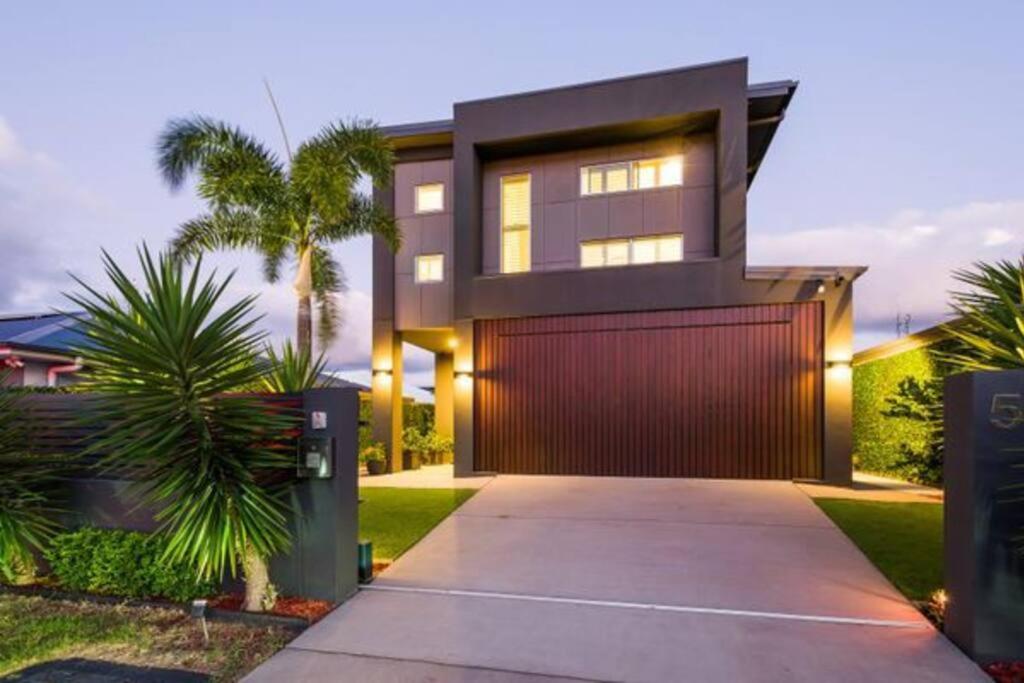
[989,393,1024,430]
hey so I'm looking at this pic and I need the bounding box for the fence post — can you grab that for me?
[270,387,359,603]
[944,370,1024,663]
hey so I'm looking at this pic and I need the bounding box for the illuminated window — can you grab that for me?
[579,234,683,268]
[501,174,531,273]
[415,183,444,213]
[580,155,684,196]
[415,254,444,283]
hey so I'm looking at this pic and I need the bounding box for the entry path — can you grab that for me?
[247,476,984,682]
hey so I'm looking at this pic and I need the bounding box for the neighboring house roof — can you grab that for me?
[0,312,87,358]
[852,318,962,366]
[379,60,798,187]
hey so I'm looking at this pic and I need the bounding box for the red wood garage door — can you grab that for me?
[474,303,823,479]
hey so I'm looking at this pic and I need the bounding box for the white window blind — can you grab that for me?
[415,183,444,213]
[580,155,683,196]
[501,174,531,273]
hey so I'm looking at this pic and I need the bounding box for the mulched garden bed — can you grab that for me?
[209,594,334,624]
[986,662,1024,683]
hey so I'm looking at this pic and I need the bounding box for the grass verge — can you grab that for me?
[359,487,477,562]
[814,498,943,602]
[0,595,290,681]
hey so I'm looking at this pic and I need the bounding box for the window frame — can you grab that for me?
[414,182,445,214]
[500,173,532,274]
[414,253,445,283]
[579,234,684,269]
[579,155,684,197]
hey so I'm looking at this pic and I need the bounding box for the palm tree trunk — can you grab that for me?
[241,545,272,612]
[297,295,312,356]
[293,245,314,355]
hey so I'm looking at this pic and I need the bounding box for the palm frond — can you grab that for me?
[157,116,287,209]
[262,340,328,393]
[313,119,394,185]
[66,246,299,581]
[313,194,401,251]
[311,248,347,348]
[939,258,1024,372]
[0,374,64,581]
[170,208,273,261]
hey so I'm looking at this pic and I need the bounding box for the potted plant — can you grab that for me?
[361,442,387,476]
[434,434,454,465]
[401,428,424,470]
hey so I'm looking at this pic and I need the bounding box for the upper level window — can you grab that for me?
[580,234,683,268]
[415,183,444,213]
[415,254,444,283]
[501,174,531,273]
[580,155,683,196]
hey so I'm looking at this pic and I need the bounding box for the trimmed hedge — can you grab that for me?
[44,527,217,602]
[853,347,940,479]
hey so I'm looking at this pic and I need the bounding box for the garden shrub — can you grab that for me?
[45,527,217,602]
[847,344,942,479]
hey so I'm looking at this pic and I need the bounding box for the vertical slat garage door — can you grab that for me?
[474,303,823,479]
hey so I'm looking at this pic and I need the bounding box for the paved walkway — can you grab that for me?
[798,471,943,503]
[359,464,493,489]
[248,476,982,682]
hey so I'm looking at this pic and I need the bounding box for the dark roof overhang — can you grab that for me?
[380,74,798,186]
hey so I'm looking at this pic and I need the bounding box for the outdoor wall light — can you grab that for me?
[455,370,473,385]
[373,369,392,380]
[816,280,826,295]
[825,359,852,370]
[447,337,459,350]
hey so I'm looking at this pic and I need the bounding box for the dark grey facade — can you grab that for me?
[372,58,865,484]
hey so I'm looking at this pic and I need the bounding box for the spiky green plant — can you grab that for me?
[67,247,300,611]
[262,339,327,393]
[157,115,400,356]
[0,374,63,583]
[941,258,1024,371]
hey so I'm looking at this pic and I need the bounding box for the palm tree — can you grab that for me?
[68,247,301,611]
[0,376,63,584]
[157,114,399,355]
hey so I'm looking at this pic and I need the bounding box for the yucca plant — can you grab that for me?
[261,339,327,393]
[941,258,1024,371]
[0,375,63,583]
[68,247,300,611]
[157,115,400,356]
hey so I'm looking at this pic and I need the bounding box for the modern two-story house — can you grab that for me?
[372,58,865,484]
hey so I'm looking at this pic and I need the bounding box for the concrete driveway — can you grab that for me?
[247,476,985,682]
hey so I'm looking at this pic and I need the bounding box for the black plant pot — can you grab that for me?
[403,451,422,470]
[366,459,387,476]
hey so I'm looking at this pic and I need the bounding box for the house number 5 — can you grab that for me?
[990,393,1024,429]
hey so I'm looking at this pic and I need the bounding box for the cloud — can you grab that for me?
[750,200,1024,342]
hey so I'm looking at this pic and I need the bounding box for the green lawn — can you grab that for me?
[359,487,477,562]
[814,498,943,602]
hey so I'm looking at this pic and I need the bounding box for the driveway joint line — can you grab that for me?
[453,511,836,530]
[284,644,624,683]
[361,584,928,630]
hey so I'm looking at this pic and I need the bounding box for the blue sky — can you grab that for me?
[2,1,1022,392]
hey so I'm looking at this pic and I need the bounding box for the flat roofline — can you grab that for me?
[380,80,797,142]
[745,265,868,282]
[455,57,749,107]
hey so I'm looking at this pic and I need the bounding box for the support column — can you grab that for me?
[434,352,454,440]
[452,319,475,477]
[371,322,404,473]
[822,282,854,485]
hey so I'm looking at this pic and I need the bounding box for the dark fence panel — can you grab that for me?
[14,389,358,603]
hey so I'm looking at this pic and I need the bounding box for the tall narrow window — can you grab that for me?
[501,174,531,273]
[415,183,444,213]
[415,254,444,283]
